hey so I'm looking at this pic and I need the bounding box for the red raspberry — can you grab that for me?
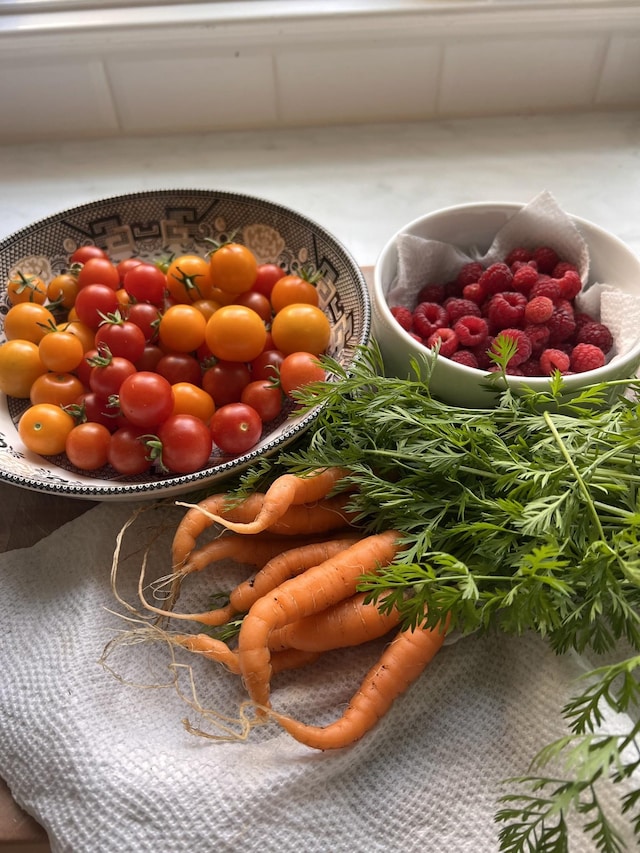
[540,348,571,375]
[426,327,459,358]
[487,291,527,330]
[417,282,446,304]
[444,279,464,300]
[552,261,579,278]
[412,302,448,338]
[471,338,494,369]
[520,358,542,376]
[530,277,560,302]
[456,261,485,288]
[557,270,582,301]
[524,322,551,355]
[524,296,554,324]
[512,264,539,296]
[576,322,614,354]
[462,282,485,304]
[478,262,513,296]
[505,247,532,266]
[390,305,413,331]
[532,246,561,275]
[574,311,597,331]
[450,349,479,368]
[570,342,606,373]
[408,332,423,343]
[453,315,489,347]
[491,328,532,367]
[547,300,576,344]
[445,297,481,325]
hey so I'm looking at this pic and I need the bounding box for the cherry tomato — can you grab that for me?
[89,352,137,398]
[204,304,266,362]
[192,298,221,323]
[270,274,319,313]
[116,257,143,284]
[47,273,79,310]
[135,344,164,373]
[0,339,47,397]
[241,380,283,422]
[38,329,85,373]
[3,302,56,343]
[171,382,216,423]
[30,372,84,407]
[65,421,112,470]
[74,284,120,329]
[234,290,273,323]
[166,254,214,303]
[270,303,331,356]
[158,304,207,353]
[70,245,108,265]
[77,257,120,291]
[18,403,75,456]
[94,316,146,363]
[7,271,48,305]
[209,243,257,295]
[279,351,327,398]
[57,320,96,354]
[201,360,251,406]
[123,262,166,307]
[252,263,286,299]
[155,414,213,473]
[72,391,124,432]
[126,301,161,343]
[210,402,262,455]
[250,349,285,382]
[107,424,153,475]
[118,371,174,428]
[156,352,202,386]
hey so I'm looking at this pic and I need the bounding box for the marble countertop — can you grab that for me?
[1,111,639,268]
[0,108,639,852]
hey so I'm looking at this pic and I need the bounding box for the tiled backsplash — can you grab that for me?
[0,1,638,144]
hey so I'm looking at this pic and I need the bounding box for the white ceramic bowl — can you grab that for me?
[372,201,640,408]
[0,190,370,500]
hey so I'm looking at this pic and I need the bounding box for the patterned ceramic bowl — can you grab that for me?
[0,190,370,500]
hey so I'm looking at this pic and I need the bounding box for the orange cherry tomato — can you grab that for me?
[7,271,48,305]
[18,403,75,455]
[158,304,207,353]
[65,422,112,470]
[30,372,85,407]
[166,254,215,303]
[270,274,319,313]
[171,382,216,424]
[0,339,47,398]
[3,302,56,343]
[38,329,85,373]
[208,243,257,295]
[270,303,331,356]
[47,273,79,310]
[57,320,97,354]
[204,304,267,362]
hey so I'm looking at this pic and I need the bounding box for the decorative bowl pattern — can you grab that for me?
[0,190,370,500]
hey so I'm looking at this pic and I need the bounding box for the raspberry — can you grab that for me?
[471,338,494,369]
[530,277,560,302]
[491,328,532,367]
[390,305,413,331]
[444,279,464,300]
[512,264,539,296]
[453,315,489,347]
[456,261,485,288]
[524,296,554,324]
[450,349,479,368]
[547,299,576,344]
[557,270,582,301]
[574,311,597,331]
[462,282,485,304]
[478,262,513,296]
[412,302,448,338]
[552,261,579,278]
[520,358,542,376]
[426,327,459,358]
[540,348,571,375]
[524,322,551,355]
[532,246,561,275]
[445,297,481,325]
[505,247,532,266]
[487,291,527,330]
[570,342,605,373]
[417,282,446,304]
[576,322,614,354]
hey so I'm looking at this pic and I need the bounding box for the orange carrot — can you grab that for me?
[269,591,401,652]
[237,530,401,711]
[171,633,321,676]
[269,620,447,749]
[186,467,351,536]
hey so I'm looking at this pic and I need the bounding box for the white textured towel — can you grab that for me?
[0,499,637,852]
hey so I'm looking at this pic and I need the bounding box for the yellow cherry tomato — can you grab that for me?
[18,403,75,455]
[0,340,47,398]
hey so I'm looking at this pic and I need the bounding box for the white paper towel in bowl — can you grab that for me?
[0,500,637,852]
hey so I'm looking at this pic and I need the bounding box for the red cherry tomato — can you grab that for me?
[252,264,286,299]
[77,257,120,291]
[94,317,146,363]
[89,353,137,398]
[202,360,251,407]
[108,425,153,474]
[233,290,273,324]
[155,414,213,473]
[210,402,262,455]
[118,371,174,428]
[250,349,285,382]
[241,380,283,422]
[126,301,161,343]
[70,245,108,265]
[65,422,112,470]
[74,284,120,329]
[279,351,327,398]
[156,352,202,386]
[116,257,143,284]
[124,262,167,307]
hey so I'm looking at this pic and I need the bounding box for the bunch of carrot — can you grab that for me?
[143,466,447,750]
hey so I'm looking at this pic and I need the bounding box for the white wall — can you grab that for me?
[0,1,638,144]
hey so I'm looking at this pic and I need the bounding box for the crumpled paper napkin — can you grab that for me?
[389,189,640,364]
[0,499,637,852]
